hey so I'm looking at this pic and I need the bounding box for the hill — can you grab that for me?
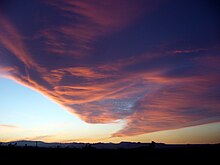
[0,141,219,164]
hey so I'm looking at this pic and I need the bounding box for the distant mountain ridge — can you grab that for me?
[1,140,216,149]
[0,140,163,149]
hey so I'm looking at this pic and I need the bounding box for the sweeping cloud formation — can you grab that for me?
[0,0,220,136]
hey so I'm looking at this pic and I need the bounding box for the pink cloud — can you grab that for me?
[113,73,220,136]
[0,124,18,128]
[0,15,38,69]
[173,48,208,54]
[41,0,158,58]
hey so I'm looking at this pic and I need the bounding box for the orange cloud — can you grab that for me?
[0,66,17,76]
[113,73,220,136]
[0,15,38,69]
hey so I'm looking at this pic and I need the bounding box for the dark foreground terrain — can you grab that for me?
[0,144,219,165]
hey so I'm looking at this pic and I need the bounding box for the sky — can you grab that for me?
[0,0,220,144]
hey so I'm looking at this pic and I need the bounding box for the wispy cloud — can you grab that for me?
[0,124,18,129]
[40,0,150,58]
[28,135,53,141]
[0,15,40,69]
[113,74,220,136]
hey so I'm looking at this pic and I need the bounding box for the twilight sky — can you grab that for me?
[0,0,220,143]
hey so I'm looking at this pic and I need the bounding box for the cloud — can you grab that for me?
[0,0,220,137]
[113,75,220,136]
[172,48,208,54]
[39,0,151,58]
[0,66,16,76]
[0,15,40,69]
[28,135,53,141]
[0,124,18,129]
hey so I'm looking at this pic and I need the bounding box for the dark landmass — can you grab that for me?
[0,141,219,165]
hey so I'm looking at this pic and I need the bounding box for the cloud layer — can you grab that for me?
[0,0,220,136]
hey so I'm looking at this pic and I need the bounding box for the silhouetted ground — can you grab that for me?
[0,144,219,165]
